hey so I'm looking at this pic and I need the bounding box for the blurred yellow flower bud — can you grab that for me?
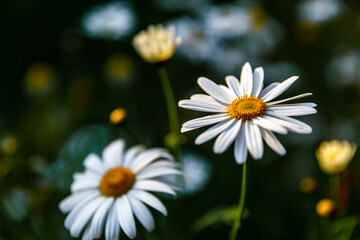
[133,24,182,64]
[316,198,335,217]
[299,177,318,194]
[109,108,127,125]
[316,140,357,174]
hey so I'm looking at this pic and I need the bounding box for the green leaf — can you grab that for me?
[187,205,250,238]
[327,216,359,240]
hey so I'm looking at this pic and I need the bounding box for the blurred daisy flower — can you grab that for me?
[59,139,181,239]
[172,17,215,63]
[326,49,360,86]
[200,5,252,38]
[82,2,136,40]
[179,62,316,164]
[316,140,357,174]
[180,151,211,195]
[133,24,182,64]
[297,0,342,24]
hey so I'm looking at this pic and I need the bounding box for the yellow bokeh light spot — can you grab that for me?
[109,108,127,125]
[316,198,335,217]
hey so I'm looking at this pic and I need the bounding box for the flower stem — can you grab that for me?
[329,174,340,206]
[157,66,180,158]
[229,161,248,240]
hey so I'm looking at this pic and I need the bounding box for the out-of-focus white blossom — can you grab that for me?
[82,2,136,40]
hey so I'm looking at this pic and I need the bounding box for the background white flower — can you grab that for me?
[297,0,342,24]
[181,151,212,195]
[179,62,317,164]
[59,139,181,239]
[82,2,136,40]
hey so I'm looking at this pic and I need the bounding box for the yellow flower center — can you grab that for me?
[99,167,135,198]
[227,96,266,121]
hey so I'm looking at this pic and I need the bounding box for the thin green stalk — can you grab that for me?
[157,66,180,158]
[229,161,247,240]
[329,174,340,206]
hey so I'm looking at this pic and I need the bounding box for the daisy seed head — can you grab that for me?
[99,167,135,197]
[227,95,266,121]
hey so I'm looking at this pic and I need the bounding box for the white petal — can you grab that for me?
[83,154,106,176]
[130,149,173,174]
[270,102,317,108]
[197,77,233,103]
[123,145,145,168]
[245,120,263,159]
[195,119,236,145]
[70,197,105,238]
[240,62,253,96]
[64,193,102,229]
[134,180,176,196]
[73,171,101,182]
[116,196,136,239]
[234,126,247,164]
[128,195,155,232]
[181,113,231,133]
[102,139,125,169]
[261,129,286,156]
[213,120,241,154]
[266,93,313,106]
[105,203,120,240]
[141,160,178,171]
[252,67,264,97]
[178,99,227,112]
[225,75,242,97]
[252,116,288,134]
[261,76,299,102]
[71,178,99,192]
[258,82,280,99]
[190,94,215,102]
[266,106,317,116]
[190,94,228,106]
[90,198,114,239]
[82,224,92,240]
[59,190,99,213]
[129,190,167,216]
[269,115,312,134]
[219,84,237,99]
[136,167,182,180]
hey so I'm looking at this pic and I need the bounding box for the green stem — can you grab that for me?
[157,66,180,158]
[329,174,340,206]
[229,161,248,240]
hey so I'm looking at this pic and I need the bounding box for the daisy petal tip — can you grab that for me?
[197,76,209,84]
[180,127,187,133]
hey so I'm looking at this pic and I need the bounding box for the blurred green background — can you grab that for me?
[1,0,360,239]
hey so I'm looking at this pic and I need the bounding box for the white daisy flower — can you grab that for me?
[59,139,181,239]
[181,151,211,195]
[82,2,136,40]
[297,0,342,24]
[179,62,317,164]
[200,5,253,38]
[172,17,216,63]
